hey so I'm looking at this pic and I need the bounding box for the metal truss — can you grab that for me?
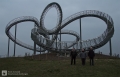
[5,2,114,53]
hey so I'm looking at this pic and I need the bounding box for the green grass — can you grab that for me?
[0,57,120,77]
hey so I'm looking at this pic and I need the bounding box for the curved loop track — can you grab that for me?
[5,2,114,53]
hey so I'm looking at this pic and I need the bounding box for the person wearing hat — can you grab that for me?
[80,48,87,65]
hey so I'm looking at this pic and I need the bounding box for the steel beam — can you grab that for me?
[8,38,10,57]
[79,18,82,50]
[109,39,112,56]
[14,24,17,57]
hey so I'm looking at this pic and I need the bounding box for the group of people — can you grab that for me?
[70,47,95,66]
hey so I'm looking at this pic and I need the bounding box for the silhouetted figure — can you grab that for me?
[88,47,95,66]
[80,48,87,65]
[70,48,77,65]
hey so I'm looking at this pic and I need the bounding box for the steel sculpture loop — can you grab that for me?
[5,2,114,53]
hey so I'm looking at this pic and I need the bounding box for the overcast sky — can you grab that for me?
[0,0,120,57]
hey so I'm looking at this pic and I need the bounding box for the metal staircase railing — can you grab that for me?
[5,2,114,53]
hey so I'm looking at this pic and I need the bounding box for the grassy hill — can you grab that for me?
[0,54,120,77]
[25,53,119,60]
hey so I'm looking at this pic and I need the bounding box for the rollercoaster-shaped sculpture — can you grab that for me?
[5,2,114,53]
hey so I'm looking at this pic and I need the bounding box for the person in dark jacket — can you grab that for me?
[88,47,95,66]
[80,48,87,65]
[70,48,77,65]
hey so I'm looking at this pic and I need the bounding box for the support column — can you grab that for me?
[79,18,82,50]
[14,24,17,57]
[109,39,112,56]
[60,30,61,54]
[56,35,57,50]
[8,38,10,57]
[39,46,41,60]
[107,19,112,56]
[39,35,42,60]
[34,42,36,55]
[34,23,36,55]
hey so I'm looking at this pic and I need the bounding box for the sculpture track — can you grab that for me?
[5,2,114,53]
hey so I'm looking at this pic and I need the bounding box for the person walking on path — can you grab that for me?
[88,47,95,66]
[70,48,77,65]
[80,48,87,65]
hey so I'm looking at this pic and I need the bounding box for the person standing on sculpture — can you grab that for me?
[80,48,87,65]
[70,48,77,65]
[88,47,95,66]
